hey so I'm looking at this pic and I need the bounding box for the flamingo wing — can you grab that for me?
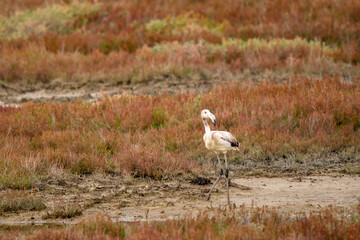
[214,131,239,148]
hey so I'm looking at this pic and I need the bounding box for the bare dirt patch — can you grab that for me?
[0,174,358,228]
[0,76,225,105]
[0,72,295,105]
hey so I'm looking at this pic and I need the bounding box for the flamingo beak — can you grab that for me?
[208,112,216,126]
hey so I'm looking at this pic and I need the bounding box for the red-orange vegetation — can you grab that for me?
[1,204,358,239]
[0,76,359,187]
[1,0,359,84]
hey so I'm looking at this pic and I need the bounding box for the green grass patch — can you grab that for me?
[0,1,100,39]
[0,173,35,190]
[145,13,228,35]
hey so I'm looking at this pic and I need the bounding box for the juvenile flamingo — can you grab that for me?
[201,109,239,205]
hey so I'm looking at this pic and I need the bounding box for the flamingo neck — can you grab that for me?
[202,119,211,133]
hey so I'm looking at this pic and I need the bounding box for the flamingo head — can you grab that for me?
[201,109,216,126]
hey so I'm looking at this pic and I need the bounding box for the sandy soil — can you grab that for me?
[0,174,359,227]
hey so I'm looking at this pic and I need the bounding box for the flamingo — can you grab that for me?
[201,109,239,205]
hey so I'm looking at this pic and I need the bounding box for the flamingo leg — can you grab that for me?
[205,154,223,201]
[224,153,230,205]
[215,153,222,174]
[214,153,221,175]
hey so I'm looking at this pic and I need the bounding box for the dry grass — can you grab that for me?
[42,204,82,219]
[0,191,46,214]
[1,37,357,85]
[1,204,359,239]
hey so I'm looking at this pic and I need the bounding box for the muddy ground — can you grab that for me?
[0,75,226,105]
[0,172,359,227]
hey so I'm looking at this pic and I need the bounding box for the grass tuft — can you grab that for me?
[0,191,46,213]
[42,204,82,219]
[0,172,35,190]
